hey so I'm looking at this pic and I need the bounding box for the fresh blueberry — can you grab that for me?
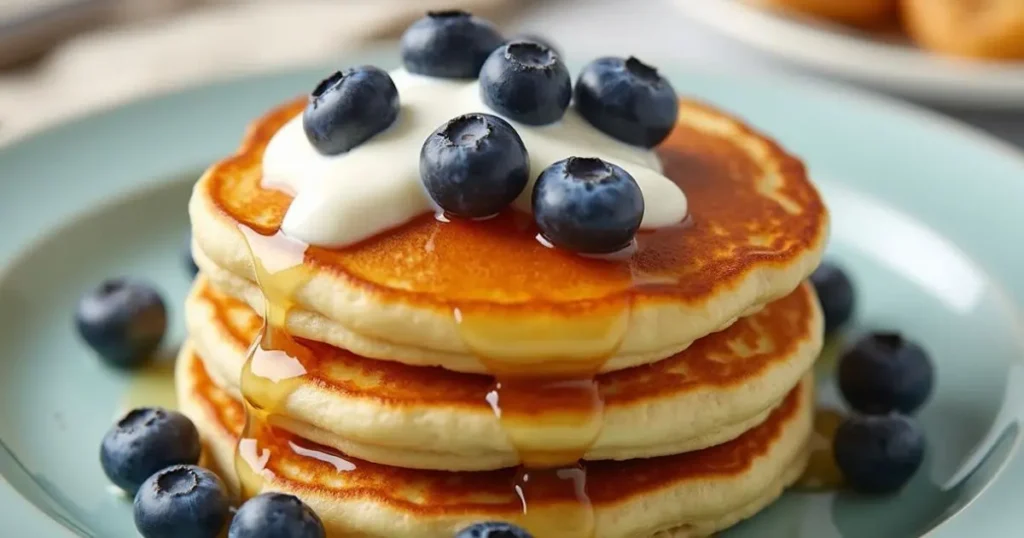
[75,279,167,368]
[302,66,399,155]
[833,414,925,494]
[574,56,678,148]
[810,261,855,333]
[134,465,230,538]
[420,113,529,218]
[184,235,199,278]
[838,332,934,415]
[401,10,504,78]
[480,42,572,125]
[456,521,534,538]
[229,493,325,538]
[533,157,644,254]
[507,33,561,59]
[101,407,201,494]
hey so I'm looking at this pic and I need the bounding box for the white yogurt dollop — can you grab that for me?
[263,69,688,248]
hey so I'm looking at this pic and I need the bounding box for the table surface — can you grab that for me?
[512,0,1024,149]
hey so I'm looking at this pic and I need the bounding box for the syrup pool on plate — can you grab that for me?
[795,407,846,491]
[798,335,849,491]
[120,355,177,412]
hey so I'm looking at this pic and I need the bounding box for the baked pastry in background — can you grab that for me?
[901,0,1024,60]
[748,0,898,28]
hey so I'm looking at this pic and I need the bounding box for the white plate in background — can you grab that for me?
[672,0,1024,109]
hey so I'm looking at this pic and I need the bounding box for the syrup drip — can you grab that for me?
[454,299,630,538]
[234,226,328,500]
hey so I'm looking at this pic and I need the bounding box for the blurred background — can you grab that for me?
[1,0,1023,148]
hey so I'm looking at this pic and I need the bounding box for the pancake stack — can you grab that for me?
[183,97,829,537]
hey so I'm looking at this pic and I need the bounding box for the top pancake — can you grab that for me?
[190,95,828,373]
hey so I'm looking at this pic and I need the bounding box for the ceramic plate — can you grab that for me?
[673,0,1024,109]
[1,49,1023,537]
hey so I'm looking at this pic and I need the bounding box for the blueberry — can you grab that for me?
[184,235,198,278]
[833,414,925,494]
[838,332,934,415]
[75,279,167,368]
[229,493,325,538]
[574,56,678,148]
[134,465,230,538]
[507,33,561,59]
[302,66,399,155]
[101,407,201,494]
[810,261,855,333]
[480,42,572,126]
[401,10,504,78]
[420,113,529,218]
[456,521,534,538]
[533,157,644,254]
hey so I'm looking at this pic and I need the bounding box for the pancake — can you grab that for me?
[177,344,813,538]
[186,275,821,470]
[745,0,898,28]
[189,96,828,374]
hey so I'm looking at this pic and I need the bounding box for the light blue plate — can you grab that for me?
[1,49,1023,537]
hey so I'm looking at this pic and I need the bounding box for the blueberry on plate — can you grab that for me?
[810,261,855,333]
[833,414,925,494]
[574,56,678,148]
[480,41,572,125]
[456,521,534,538]
[184,234,199,278]
[533,157,644,254]
[134,465,230,538]
[101,407,201,494]
[229,493,325,538]
[838,332,934,415]
[75,278,167,368]
[302,66,399,156]
[401,10,504,78]
[420,113,529,218]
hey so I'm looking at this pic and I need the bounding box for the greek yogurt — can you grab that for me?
[262,69,688,248]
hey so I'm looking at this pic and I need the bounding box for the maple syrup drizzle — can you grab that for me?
[454,299,630,537]
[234,225,341,499]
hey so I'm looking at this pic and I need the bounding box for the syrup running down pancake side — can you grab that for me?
[233,226,334,499]
[455,297,632,536]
